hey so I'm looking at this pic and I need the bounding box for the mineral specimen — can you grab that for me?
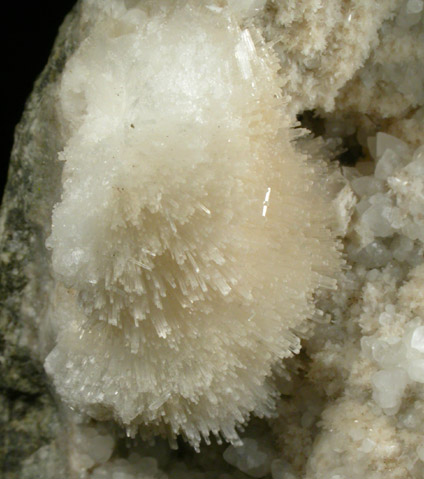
[1,0,423,478]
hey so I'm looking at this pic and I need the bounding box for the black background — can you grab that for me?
[2,1,76,199]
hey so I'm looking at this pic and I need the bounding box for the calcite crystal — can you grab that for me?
[1,0,424,478]
[44,0,341,449]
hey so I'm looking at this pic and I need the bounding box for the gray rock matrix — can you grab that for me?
[0,4,83,478]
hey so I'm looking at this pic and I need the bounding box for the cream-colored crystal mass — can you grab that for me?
[44,0,341,450]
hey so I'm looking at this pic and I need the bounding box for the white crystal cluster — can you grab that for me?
[350,133,424,265]
[261,0,399,114]
[366,320,424,415]
[70,425,115,472]
[288,134,424,479]
[336,0,424,117]
[45,0,340,451]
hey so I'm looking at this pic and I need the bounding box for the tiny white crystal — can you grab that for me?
[417,444,424,461]
[406,0,423,14]
[374,150,400,181]
[223,438,271,478]
[410,326,424,353]
[407,359,424,383]
[375,132,409,160]
[371,368,409,413]
[227,0,267,18]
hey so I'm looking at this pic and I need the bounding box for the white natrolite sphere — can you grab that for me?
[45,0,341,449]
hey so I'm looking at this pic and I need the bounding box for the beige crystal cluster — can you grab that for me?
[45,0,341,450]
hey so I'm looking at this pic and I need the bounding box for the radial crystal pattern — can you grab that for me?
[45,0,341,449]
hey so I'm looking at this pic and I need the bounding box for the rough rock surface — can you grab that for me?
[0,4,84,478]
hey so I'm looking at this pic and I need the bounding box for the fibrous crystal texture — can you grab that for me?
[44,0,341,449]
